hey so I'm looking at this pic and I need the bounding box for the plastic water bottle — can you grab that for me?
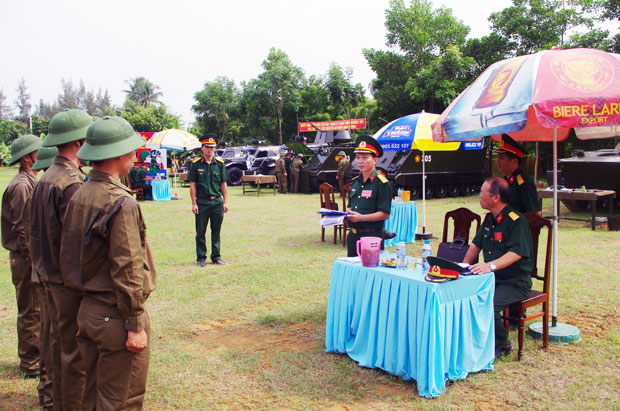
[396,242,407,270]
[397,187,403,200]
[422,239,432,273]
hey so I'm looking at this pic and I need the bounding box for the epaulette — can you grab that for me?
[516,174,524,185]
[215,157,224,163]
[509,211,520,221]
[192,157,201,163]
[377,174,388,183]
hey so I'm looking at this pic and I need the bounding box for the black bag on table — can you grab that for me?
[436,237,470,263]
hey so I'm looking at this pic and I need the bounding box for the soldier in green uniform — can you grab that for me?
[1,134,42,380]
[189,134,229,266]
[30,109,93,410]
[495,134,541,215]
[128,162,140,187]
[60,116,156,410]
[463,177,533,358]
[135,162,153,199]
[345,135,392,257]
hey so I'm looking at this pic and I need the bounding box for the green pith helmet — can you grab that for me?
[338,151,346,157]
[9,134,43,166]
[43,109,93,147]
[78,116,145,161]
[32,146,59,171]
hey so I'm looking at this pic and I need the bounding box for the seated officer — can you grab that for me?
[345,135,392,257]
[463,177,533,358]
[495,134,541,215]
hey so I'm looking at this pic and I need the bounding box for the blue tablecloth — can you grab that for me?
[150,180,171,201]
[384,201,417,246]
[325,259,495,398]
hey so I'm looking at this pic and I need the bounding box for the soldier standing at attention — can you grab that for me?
[60,116,156,410]
[346,135,392,257]
[495,134,541,215]
[27,145,58,409]
[189,134,229,266]
[275,152,288,194]
[336,150,351,197]
[290,153,304,193]
[29,109,93,410]
[1,134,42,380]
[463,177,533,358]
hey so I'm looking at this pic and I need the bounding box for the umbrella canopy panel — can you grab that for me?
[433,48,620,143]
[146,129,201,152]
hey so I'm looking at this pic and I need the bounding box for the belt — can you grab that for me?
[351,228,383,234]
[206,195,219,200]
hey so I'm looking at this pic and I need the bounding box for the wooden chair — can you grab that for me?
[319,182,342,244]
[502,213,552,360]
[441,207,481,244]
[341,183,352,247]
[122,175,144,201]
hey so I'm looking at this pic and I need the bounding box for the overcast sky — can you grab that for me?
[2,0,515,127]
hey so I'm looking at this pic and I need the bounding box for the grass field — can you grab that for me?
[0,166,619,410]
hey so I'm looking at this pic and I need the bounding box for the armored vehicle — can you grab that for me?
[375,144,487,199]
[294,139,486,197]
[245,146,280,177]
[220,146,258,186]
[556,148,620,211]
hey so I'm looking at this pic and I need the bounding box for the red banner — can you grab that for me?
[299,118,366,132]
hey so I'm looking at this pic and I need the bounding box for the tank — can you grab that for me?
[290,132,487,195]
[287,130,357,193]
[376,146,487,199]
[557,148,620,211]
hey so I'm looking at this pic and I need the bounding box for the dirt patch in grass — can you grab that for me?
[563,308,620,339]
[192,320,318,354]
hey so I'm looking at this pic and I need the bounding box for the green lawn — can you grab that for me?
[1,166,619,410]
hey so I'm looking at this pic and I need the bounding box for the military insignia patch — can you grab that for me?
[509,211,520,221]
[516,174,524,185]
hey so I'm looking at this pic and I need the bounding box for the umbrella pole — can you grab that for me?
[422,151,426,232]
[552,130,558,327]
[534,142,539,183]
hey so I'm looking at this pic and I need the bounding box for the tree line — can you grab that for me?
[1,0,619,162]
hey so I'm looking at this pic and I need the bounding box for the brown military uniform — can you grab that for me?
[275,157,287,194]
[290,157,304,193]
[60,169,156,410]
[29,156,86,410]
[1,167,40,375]
[23,193,52,408]
[337,157,351,195]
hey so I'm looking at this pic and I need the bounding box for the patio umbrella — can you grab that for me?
[146,129,202,199]
[432,47,620,327]
[374,112,462,238]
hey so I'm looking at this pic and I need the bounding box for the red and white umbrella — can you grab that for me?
[432,47,620,325]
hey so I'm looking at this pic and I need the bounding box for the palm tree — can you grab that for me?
[123,77,163,107]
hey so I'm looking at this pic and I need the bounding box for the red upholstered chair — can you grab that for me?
[502,213,552,360]
[319,182,342,244]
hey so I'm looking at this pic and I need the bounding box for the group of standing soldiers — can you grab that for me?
[1,109,156,410]
[275,150,352,195]
[275,151,305,194]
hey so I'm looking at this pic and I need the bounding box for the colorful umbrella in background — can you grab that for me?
[432,47,620,337]
[146,129,202,199]
[374,112,462,239]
